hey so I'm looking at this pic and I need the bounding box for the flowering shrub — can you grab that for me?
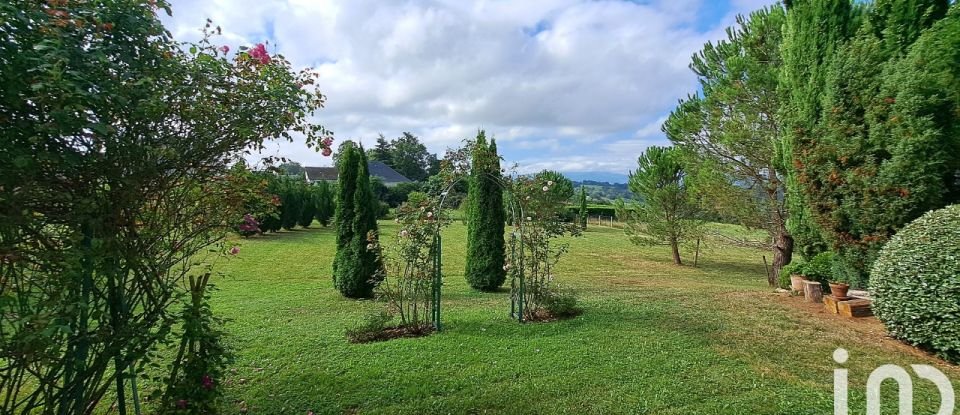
[154,274,233,414]
[510,172,582,320]
[0,1,330,412]
[373,192,445,331]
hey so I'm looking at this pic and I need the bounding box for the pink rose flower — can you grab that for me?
[249,43,271,64]
[219,45,230,54]
[202,374,214,390]
[322,147,332,157]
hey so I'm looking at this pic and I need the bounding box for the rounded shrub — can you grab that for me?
[870,204,960,363]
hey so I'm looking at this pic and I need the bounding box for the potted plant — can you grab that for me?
[780,261,807,292]
[828,278,850,299]
[805,252,849,298]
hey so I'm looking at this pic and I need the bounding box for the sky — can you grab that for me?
[161,0,775,180]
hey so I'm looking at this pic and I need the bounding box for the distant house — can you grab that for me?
[304,161,412,187]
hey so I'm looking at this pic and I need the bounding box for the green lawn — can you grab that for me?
[181,221,956,414]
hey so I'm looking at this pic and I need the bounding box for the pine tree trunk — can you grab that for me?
[771,225,794,287]
[671,238,682,265]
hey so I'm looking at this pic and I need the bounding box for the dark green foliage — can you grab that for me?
[314,180,335,227]
[779,0,853,259]
[799,1,956,287]
[260,174,284,233]
[345,311,394,343]
[333,145,383,298]
[278,161,305,177]
[541,287,582,319]
[801,251,835,289]
[298,184,317,228]
[464,132,507,291]
[278,176,306,230]
[870,205,960,364]
[333,144,359,285]
[578,186,588,229]
[869,0,949,55]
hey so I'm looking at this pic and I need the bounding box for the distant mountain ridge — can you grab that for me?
[562,171,629,184]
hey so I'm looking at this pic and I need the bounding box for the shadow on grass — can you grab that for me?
[245,226,335,242]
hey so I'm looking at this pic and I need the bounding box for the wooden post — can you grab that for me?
[762,255,770,284]
[693,238,700,267]
[802,281,823,303]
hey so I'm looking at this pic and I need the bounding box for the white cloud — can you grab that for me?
[162,0,775,173]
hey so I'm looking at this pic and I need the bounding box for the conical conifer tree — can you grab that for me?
[332,143,383,298]
[464,131,506,291]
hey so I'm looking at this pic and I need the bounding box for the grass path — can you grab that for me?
[200,222,958,414]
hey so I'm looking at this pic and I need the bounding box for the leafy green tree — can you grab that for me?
[464,131,507,291]
[801,1,955,286]
[665,6,793,284]
[534,170,575,202]
[365,132,439,181]
[367,134,393,165]
[0,1,331,412]
[779,0,853,259]
[578,186,588,229]
[314,180,335,227]
[278,161,305,177]
[333,144,383,298]
[617,146,702,265]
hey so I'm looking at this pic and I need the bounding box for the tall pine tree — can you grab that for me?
[464,131,506,291]
[333,143,383,298]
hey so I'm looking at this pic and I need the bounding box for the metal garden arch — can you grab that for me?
[429,171,528,330]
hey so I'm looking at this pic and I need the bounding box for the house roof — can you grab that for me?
[304,161,412,183]
[303,166,338,182]
[367,161,411,183]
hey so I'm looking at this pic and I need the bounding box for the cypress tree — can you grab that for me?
[332,143,359,285]
[279,177,302,230]
[298,183,316,228]
[802,1,954,286]
[464,131,506,291]
[333,144,383,298]
[779,0,852,259]
[314,180,334,227]
[578,186,588,229]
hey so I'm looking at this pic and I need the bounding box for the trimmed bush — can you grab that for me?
[870,204,960,363]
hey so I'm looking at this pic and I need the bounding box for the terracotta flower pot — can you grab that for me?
[829,282,850,299]
[790,274,807,292]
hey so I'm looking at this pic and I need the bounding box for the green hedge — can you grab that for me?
[870,205,960,363]
[566,205,617,218]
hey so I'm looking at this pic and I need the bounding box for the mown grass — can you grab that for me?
[158,221,956,414]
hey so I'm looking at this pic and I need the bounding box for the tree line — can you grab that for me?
[621,0,959,288]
